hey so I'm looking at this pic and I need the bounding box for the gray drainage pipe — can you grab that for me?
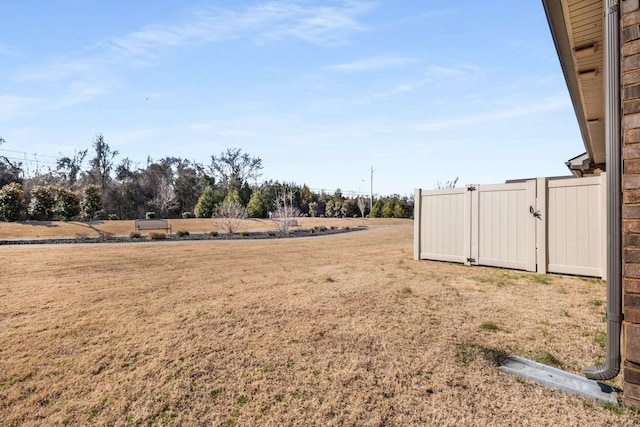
[584,0,622,381]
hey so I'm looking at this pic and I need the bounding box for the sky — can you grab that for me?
[0,0,584,197]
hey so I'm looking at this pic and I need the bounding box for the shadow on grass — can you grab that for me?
[18,220,110,235]
[21,220,59,228]
[67,221,112,237]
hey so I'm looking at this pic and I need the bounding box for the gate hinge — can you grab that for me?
[467,257,476,263]
[467,186,477,192]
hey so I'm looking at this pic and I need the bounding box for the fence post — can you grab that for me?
[466,184,479,265]
[536,178,548,274]
[414,188,422,260]
[601,172,607,280]
[525,180,538,272]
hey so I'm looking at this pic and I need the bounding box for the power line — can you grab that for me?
[0,148,61,160]
[0,155,59,166]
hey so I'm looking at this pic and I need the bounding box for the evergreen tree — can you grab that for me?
[392,201,405,218]
[239,181,253,207]
[246,191,268,218]
[223,190,241,205]
[370,200,384,218]
[194,186,224,218]
[381,200,394,218]
[81,184,103,220]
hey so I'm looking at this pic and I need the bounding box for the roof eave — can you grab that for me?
[541,0,596,161]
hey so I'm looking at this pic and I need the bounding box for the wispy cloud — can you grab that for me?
[100,1,374,63]
[55,80,112,108]
[11,1,375,111]
[325,56,415,72]
[348,64,476,103]
[424,65,477,79]
[0,95,45,119]
[15,60,100,83]
[416,95,571,131]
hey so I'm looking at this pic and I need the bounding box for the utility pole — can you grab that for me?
[370,165,374,211]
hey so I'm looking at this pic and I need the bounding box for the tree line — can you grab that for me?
[0,134,414,222]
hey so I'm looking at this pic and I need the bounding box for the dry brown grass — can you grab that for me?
[1,222,638,426]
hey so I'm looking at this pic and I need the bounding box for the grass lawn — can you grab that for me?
[1,219,637,426]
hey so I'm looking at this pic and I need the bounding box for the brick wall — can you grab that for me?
[622,0,640,408]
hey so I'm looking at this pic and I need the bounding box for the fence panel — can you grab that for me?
[414,188,469,263]
[546,175,606,277]
[414,174,605,279]
[474,181,537,272]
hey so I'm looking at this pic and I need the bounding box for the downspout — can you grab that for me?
[584,0,622,381]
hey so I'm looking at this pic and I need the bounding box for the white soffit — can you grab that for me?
[544,0,605,165]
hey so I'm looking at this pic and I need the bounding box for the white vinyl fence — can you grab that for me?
[414,174,606,278]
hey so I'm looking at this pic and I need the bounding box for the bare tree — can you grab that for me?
[88,133,118,192]
[56,149,88,189]
[150,176,178,217]
[273,190,300,234]
[357,196,367,226]
[214,201,247,234]
[210,148,262,190]
[0,137,24,186]
[436,177,459,190]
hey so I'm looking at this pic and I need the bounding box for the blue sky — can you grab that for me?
[0,1,583,196]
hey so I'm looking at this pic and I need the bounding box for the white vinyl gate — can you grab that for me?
[414,174,606,278]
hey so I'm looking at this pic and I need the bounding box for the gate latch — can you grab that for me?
[529,206,541,219]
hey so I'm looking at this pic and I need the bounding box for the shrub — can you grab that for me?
[318,226,327,232]
[215,201,247,234]
[81,184,102,220]
[330,226,336,230]
[267,230,276,237]
[98,230,114,240]
[0,182,27,222]
[209,231,219,237]
[108,213,119,221]
[176,230,190,237]
[241,230,249,237]
[53,187,81,220]
[149,232,166,240]
[129,231,142,239]
[29,186,56,220]
[182,211,195,219]
[273,190,301,234]
[145,211,156,220]
[94,210,108,220]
